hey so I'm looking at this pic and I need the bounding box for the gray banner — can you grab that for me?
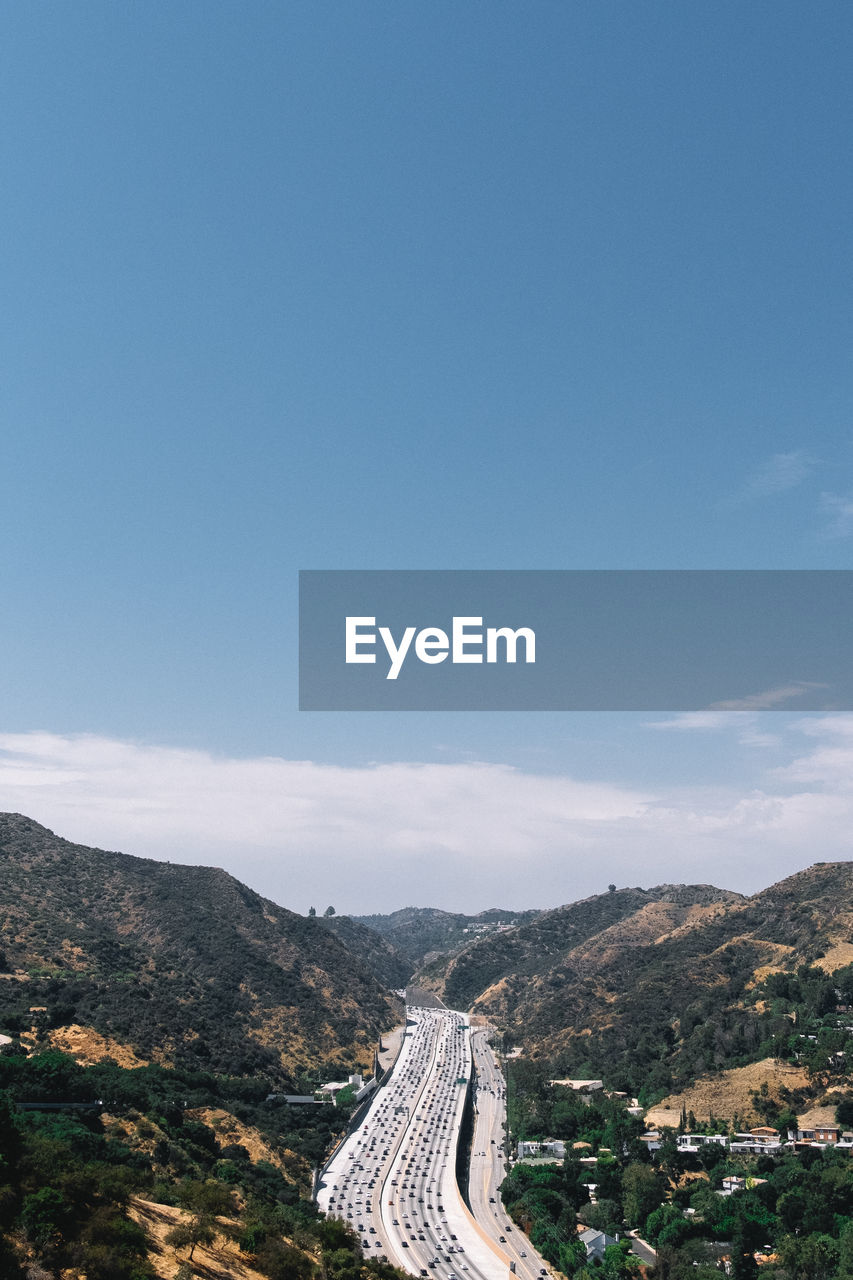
[298,570,853,711]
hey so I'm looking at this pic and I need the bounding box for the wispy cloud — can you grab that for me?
[647,710,780,746]
[747,450,817,498]
[819,491,853,539]
[710,683,827,711]
[724,449,817,508]
[648,712,735,732]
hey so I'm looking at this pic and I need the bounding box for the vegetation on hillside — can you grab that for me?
[0,1047,405,1278]
[503,1063,853,1280]
[355,906,542,971]
[415,866,853,1102]
[0,813,401,1082]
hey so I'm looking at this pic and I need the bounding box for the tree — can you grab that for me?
[645,1203,691,1249]
[256,1238,314,1279]
[602,1240,641,1279]
[324,906,336,917]
[165,1217,215,1263]
[0,1090,21,1177]
[780,1233,839,1280]
[166,1179,234,1262]
[21,1186,67,1248]
[333,1084,357,1115]
[307,906,316,917]
[608,884,617,893]
[558,1239,587,1275]
[622,1163,664,1227]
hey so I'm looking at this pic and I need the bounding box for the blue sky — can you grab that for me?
[1,3,852,910]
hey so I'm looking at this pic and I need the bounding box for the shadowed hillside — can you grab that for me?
[0,813,401,1083]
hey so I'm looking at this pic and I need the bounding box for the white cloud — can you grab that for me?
[0,727,851,913]
[0,732,652,911]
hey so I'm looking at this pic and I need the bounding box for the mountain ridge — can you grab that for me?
[0,812,401,1083]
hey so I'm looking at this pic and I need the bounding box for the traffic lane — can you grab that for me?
[385,1011,499,1280]
[431,1020,512,1280]
[379,1011,449,1266]
[469,1033,551,1280]
[324,1010,506,1280]
[322,1009,444,1269]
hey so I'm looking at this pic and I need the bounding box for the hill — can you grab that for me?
[416,883,743,1009]
[0,813,401,1083]
[353,905,542,969]
[316,912,413,989]
[416,867,853,1096]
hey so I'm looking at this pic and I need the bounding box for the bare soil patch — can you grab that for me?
[46,1023,149,1068]
[129,1197,271,1280]
[645,1058,810,1129]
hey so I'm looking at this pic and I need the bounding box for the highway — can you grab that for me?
[469,1027,554,1280]
[317,1006,555,1280]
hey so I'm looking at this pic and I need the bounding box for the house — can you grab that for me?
[518,1139,566,1160]
[730,1128,781,1154]
[640,1131,662,1153]
[677,1133,728,1152]
[549,1078,604,1092]
[718,1176,767,1197]
[797,1124,840,1144]
[579,1228,617,1260]
[320,1073,365,1096]
[795,1107,843,1146]
[719,1176,746,1196]
[270,1094,331,1106]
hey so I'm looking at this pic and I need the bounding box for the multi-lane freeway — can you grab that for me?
[468,1027,558,1280]
[316,1006,554,1280]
